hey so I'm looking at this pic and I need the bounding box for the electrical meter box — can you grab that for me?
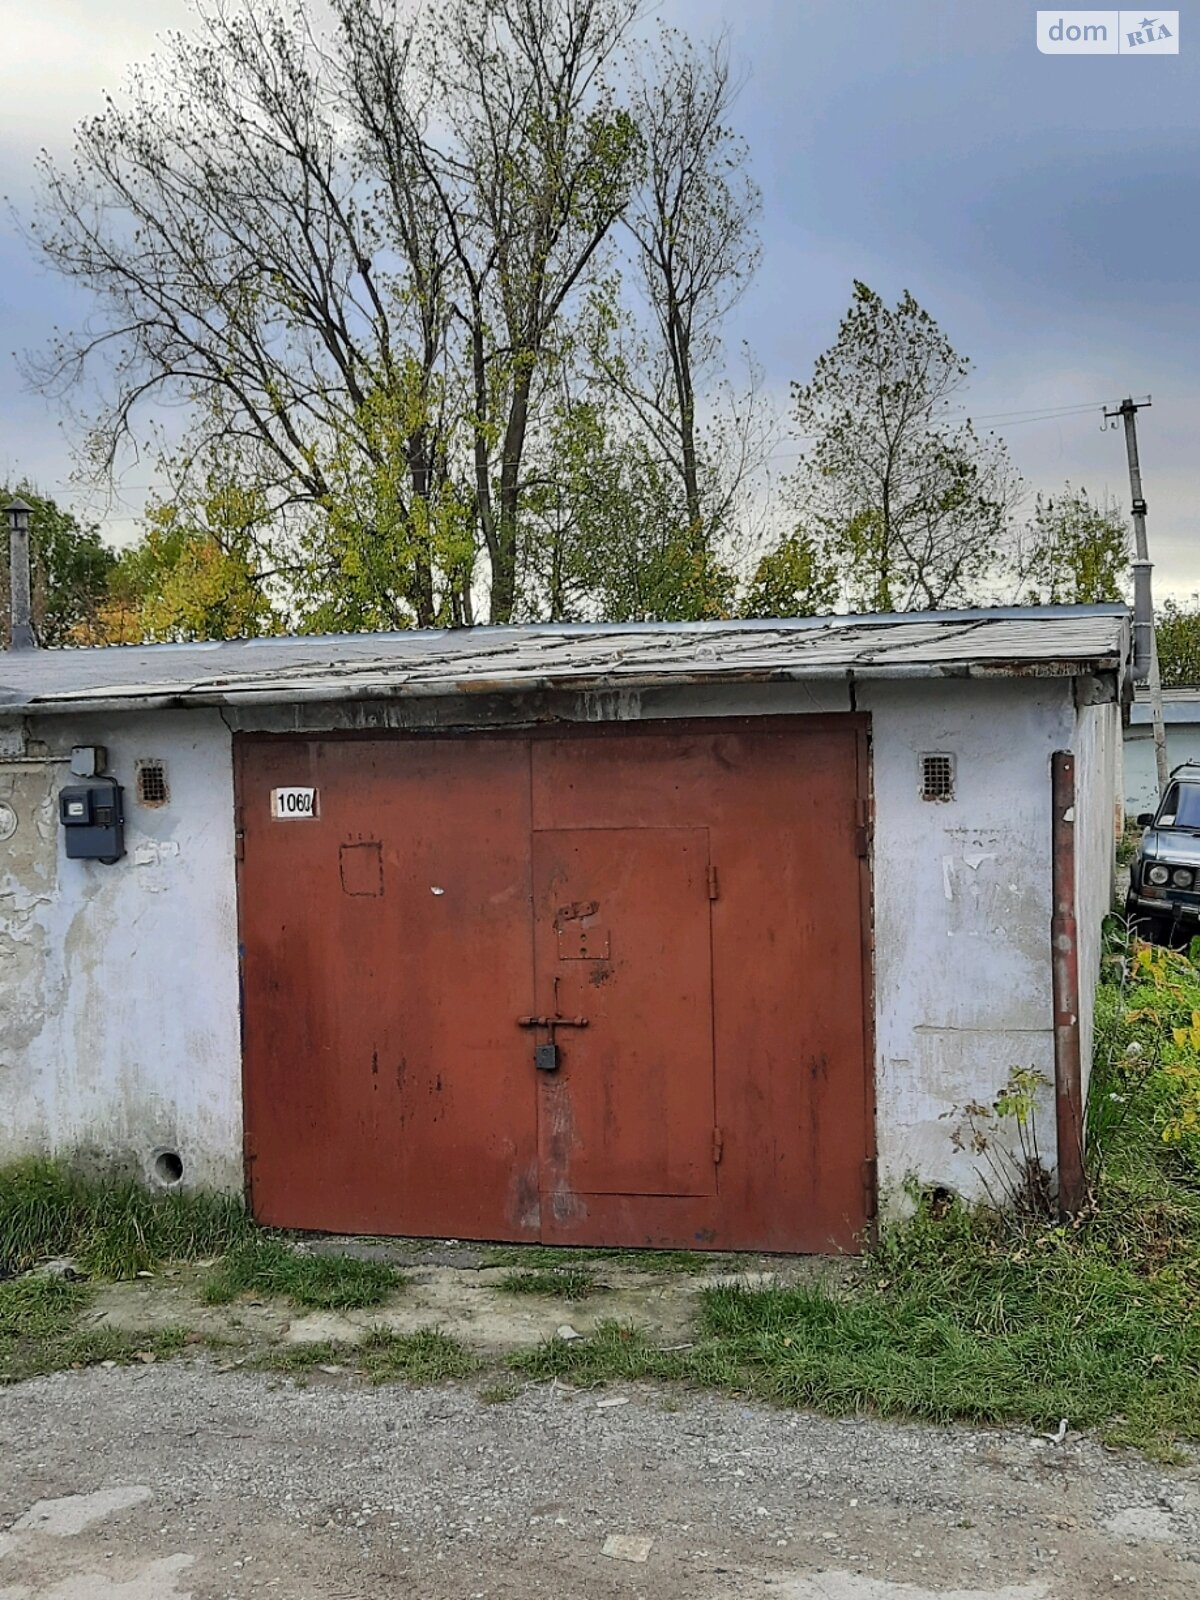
[59,777,125,863]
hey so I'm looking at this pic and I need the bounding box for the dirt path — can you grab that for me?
[1,1361,1198,1599]
[85,1253,827,1352]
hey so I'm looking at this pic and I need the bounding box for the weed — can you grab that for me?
[1117,822,1142,869]
[358,1328,477,1383]
[259,1328,477,1385]
[201,1237,405,1310]
[256,1340,347,1374]
[496,1267,596,1299]
[511,1320,681,1387]
[589,1248,708,1274]
[950,1068,1055,1221]
[0,1274,90,1341]
[0,1159,252,1278]
[478,1379,522,1404]
[0,1269,193,1385]
[482,1245,586,1269]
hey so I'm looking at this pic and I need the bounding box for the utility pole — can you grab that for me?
[1105,397,1168,793]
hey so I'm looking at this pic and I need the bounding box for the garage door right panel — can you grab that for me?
[532,721,871,1252]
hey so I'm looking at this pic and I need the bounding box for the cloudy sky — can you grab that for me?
[1,1,1197,592]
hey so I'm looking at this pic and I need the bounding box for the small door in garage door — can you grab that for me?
[531,828,716,1216]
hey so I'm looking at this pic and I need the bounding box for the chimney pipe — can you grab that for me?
[1131,556,1153,684]
[5,497,36,651]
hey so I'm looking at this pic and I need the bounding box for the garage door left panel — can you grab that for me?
[236,736,540,1240]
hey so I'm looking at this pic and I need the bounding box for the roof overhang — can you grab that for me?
[0,607,1132,718]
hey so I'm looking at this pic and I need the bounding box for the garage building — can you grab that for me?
[0,606,1126,1252]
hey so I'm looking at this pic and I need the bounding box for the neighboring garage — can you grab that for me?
[0,607,1127,1252]
[1124,686,1200,817]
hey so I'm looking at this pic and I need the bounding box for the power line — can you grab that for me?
[762,396,1120,462]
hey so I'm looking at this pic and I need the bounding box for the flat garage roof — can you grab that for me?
[0,605,1130,716]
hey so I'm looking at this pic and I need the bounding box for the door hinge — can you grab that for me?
[234,805,245,862]
[862,1155,878,1218]
[855,798,871,859]
[707,863,719,901]
[712,1127,724,1165]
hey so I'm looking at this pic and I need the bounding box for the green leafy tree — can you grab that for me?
[78,483,279,644]
[1018,485,1129,604]
[524,396,735,622]
[0,487,115,646]
[790,282,1022,612]
[300,372,476,632]
[740,530,838,619]
[1156,599,1200,688]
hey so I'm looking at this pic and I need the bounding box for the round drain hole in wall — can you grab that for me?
[152,1150,184,1187]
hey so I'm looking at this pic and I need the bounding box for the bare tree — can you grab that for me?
[408,0,642,620]
[26,0,642,626]
[617,31,763,568]
[791,282,1023,612]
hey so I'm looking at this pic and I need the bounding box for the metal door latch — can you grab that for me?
[517,1014,588,1071]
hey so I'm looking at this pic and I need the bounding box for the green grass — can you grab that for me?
[0,1273,91,1341]
[0,1271,193,1385]
[495,1266,597,1299]
[261,1327,477,1384]
[0,1159,252,1279]
[201,1237,406,1310]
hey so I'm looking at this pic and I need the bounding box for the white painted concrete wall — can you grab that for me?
[0,711,242,1190]
[858,678,1076,1204]
[0,674,1118,1217]
[1074,700,1122,1105]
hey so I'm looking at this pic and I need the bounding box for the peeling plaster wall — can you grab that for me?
[858,678,1078,1207]
[0,711,242,1190]
[0,675,1118,1215]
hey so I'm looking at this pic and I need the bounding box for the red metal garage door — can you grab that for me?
[235,718,873,1251]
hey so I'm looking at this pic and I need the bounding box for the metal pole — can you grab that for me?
[1051,750,1085,1219]
[1107,398,1168,792]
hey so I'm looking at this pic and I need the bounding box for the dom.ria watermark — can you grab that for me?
[1037,11,1179,53]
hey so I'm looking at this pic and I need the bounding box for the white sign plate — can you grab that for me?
[271,786,318,820]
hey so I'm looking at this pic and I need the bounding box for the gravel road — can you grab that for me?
[1,1359,1199,1598]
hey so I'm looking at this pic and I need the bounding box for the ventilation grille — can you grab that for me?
[920,753,955,802]
[135,761,169,807]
